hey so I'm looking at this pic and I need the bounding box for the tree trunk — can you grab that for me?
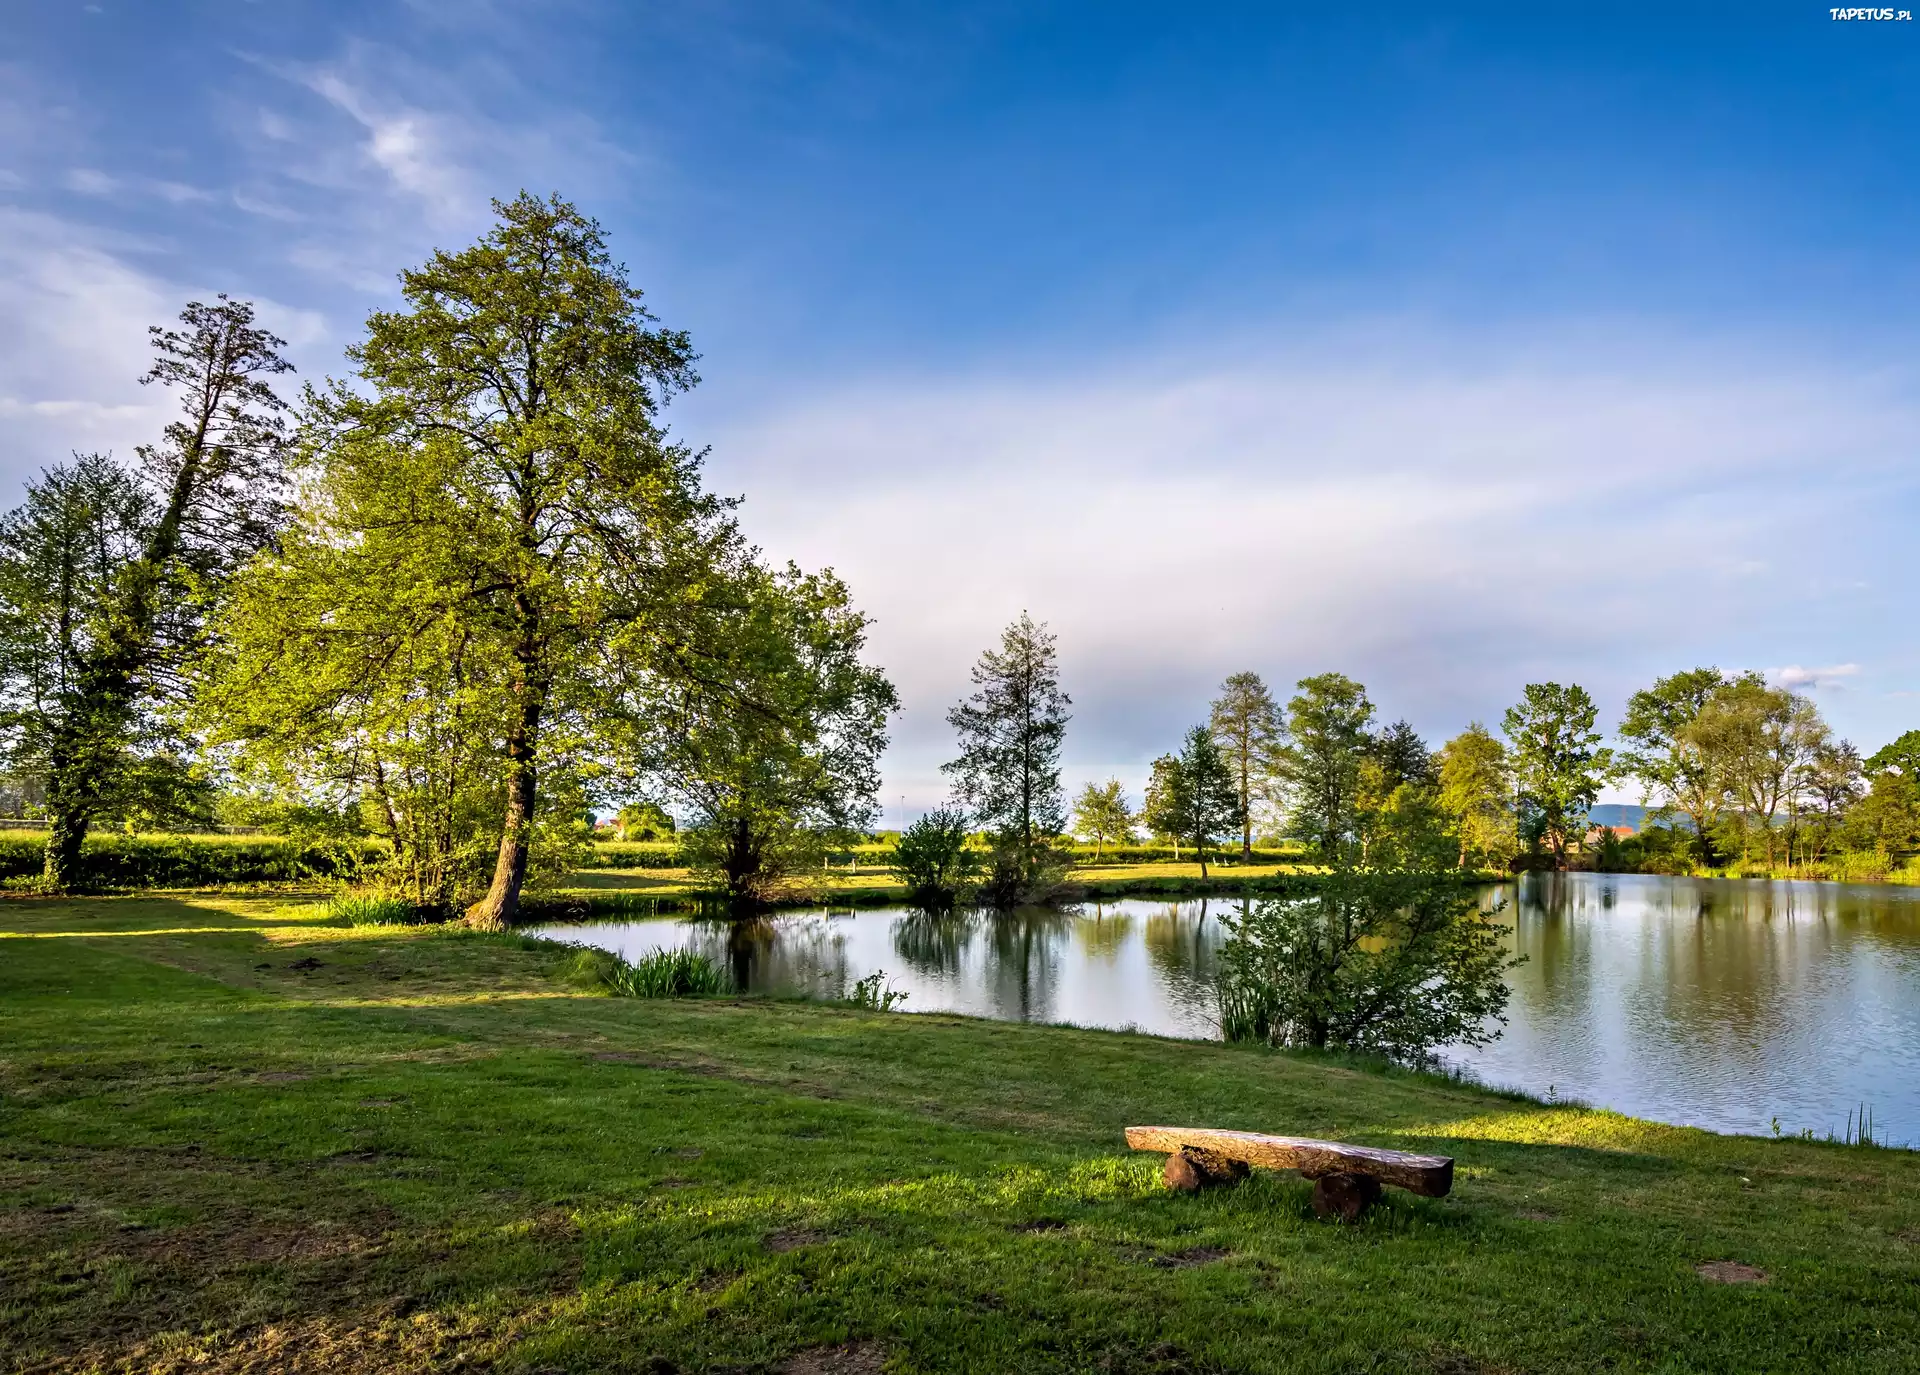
[42,798,89,890]
[470,691,542,930]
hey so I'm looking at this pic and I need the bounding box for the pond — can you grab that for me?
[531,872,1920,1145]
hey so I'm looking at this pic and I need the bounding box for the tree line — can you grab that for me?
[898,616,1920,899]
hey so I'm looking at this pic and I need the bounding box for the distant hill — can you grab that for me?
[1588,803,1650,831]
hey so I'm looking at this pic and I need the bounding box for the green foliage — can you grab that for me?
[1865,730,1920,779]
[844,970,911,1011]
[1503,681,1613,869]
[1139,726,1241,877]
[614,802,676,841]
[1069,779,1136,858]
[1274,672,1375,860]
[1217,867,1520,1061]
[943,613,1071,895]
[648,562,896,905]
[890,807,982,909]
[1685,676,1824,867]
[1619,667,1730,863]
[1844,770,1920,856]
[976,834,1077,909]
[602,946,730,998]
[1437,723,1517,870]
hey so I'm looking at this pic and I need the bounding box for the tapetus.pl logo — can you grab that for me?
[1830,6,1912,17]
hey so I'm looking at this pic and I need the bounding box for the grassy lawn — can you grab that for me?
[4,894,1919,1373]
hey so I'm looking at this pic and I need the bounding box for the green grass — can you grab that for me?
[4,893,1919,1373]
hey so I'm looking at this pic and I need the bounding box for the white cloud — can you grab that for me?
[1768,664,1862,691]
[301,69,474,225]
[63,167,117,195]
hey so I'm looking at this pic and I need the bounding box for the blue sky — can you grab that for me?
[4,1,1918,817]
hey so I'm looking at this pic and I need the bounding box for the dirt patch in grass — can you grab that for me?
[1012,1219,1067,1233]
[775,1341,890,1374]
[1695,1260,1767,1284]
[765,1227,830,1253]
[1148,1246,1229,1269]
[67,1308,494,1375]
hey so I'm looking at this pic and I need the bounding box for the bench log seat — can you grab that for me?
[1125,1126,1454,1221]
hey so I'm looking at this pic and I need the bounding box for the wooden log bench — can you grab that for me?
[1125,1126,1454,1222]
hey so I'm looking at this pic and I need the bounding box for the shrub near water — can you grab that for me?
[602,947,730,998]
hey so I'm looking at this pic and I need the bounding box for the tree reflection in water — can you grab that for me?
[892,907,979,981]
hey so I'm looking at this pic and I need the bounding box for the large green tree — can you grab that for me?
[1208,671,1283,858]
[942,612,1071,897]
[1619,667,1731,864]
[196,195,738,926]
[1503,682,1613,869]
[648,563,896,904]
[0,300,291,888]
[1274,672,1375,862]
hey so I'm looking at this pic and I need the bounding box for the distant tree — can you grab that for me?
[1437,723,1517,870]
[1152,726,1241,877]
[1217,868,1519,1060]
[1208,671,1284,858]
[1070,778,1136,859]
[1274,673,1375,862]
[1503,682,1613,870]
[0,300,292,889]
[616,802,676,841]
[1686,677,1824,868]
[1619,667,1732,866]
[1370,720,1437,790]
[653,564,897,904]
[194,196,738,926]
[943,612,1071,901]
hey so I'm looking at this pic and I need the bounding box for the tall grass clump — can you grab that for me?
[603,947,730,998]
[328,893,429,927]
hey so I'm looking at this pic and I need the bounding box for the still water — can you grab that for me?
[533,873,1920,1144]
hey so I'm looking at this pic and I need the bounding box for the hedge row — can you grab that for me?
[0,833,387,887]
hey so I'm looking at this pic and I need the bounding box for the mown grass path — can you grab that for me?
[3,893,1918,1373]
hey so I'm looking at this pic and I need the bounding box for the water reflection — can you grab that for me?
[533,874,1920,1142]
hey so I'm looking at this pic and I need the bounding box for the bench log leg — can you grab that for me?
[1162,1147,1251,1193]
[1310,1172,1382,1222]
